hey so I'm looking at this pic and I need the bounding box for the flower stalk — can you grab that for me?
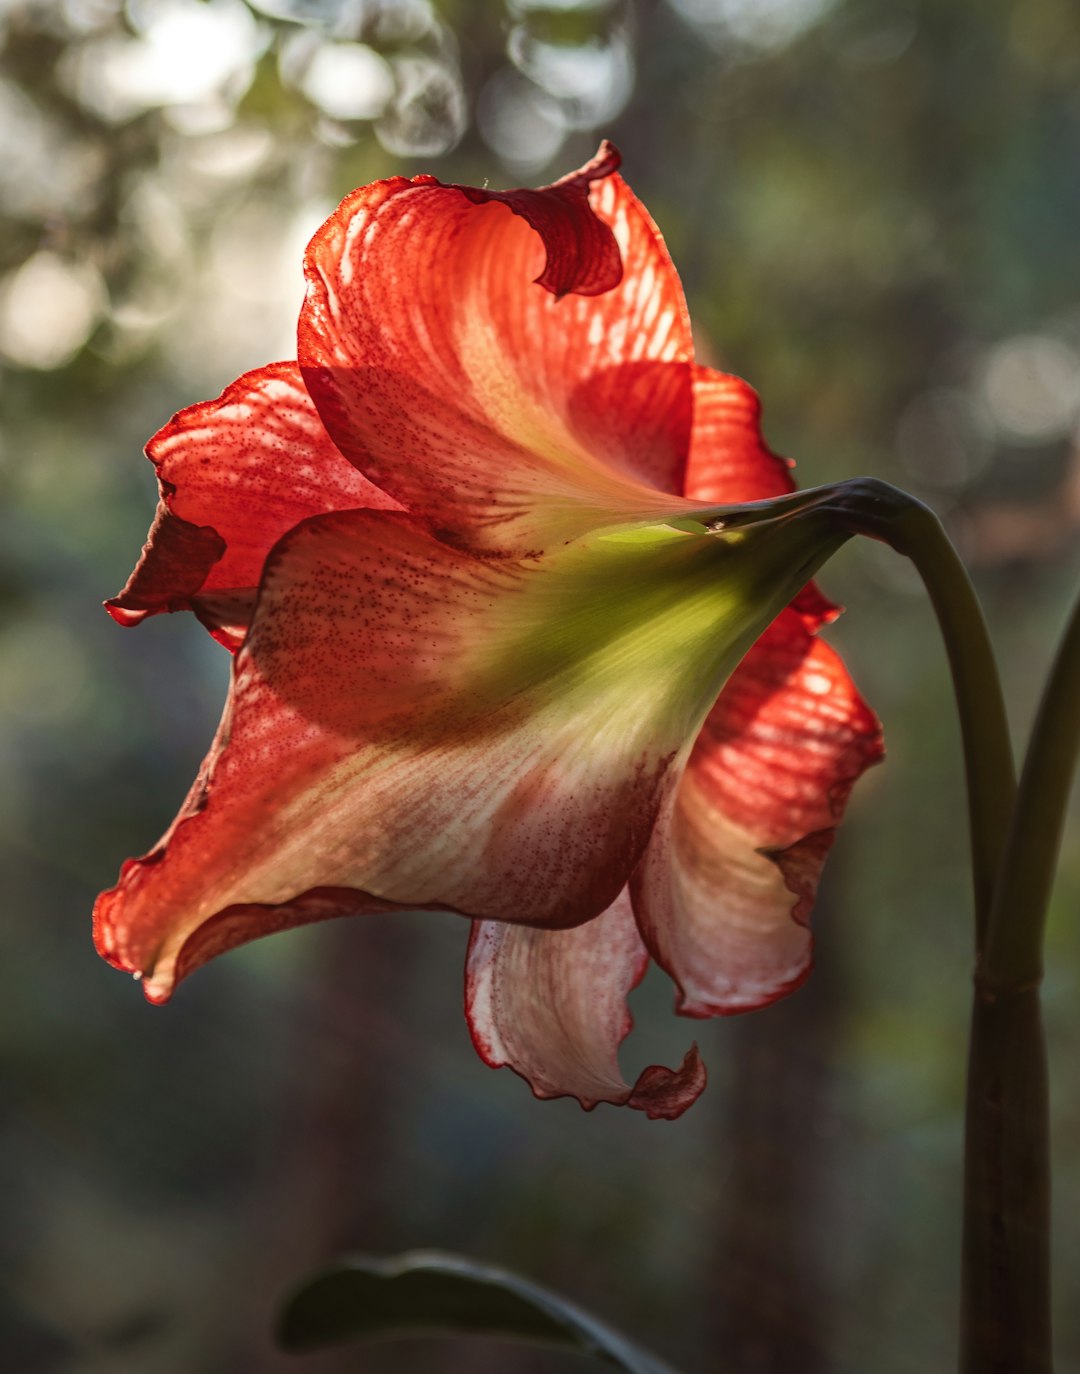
[797,479,1016,940]
[961,990,1051,1374]
[741,478,1059,1371]
[810,480,1070,1373]
[959,588,1080,1374]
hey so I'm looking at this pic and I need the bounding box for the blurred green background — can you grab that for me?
[1,0,1079,1370]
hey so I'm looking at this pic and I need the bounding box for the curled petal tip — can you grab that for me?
[553,139,622,188]
[454,142,625,299]
[103,599,146,628]
[107,363,395,646]
[626,1042,707,1120]
[106,507,226,626]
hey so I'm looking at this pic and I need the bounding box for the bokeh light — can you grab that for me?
[59,0,261,127]
[296,39,394,121]
[0,252,105,369]
[979,333,1080,445]
[668,0,834,52]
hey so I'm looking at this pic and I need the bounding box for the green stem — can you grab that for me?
[959,588,1080,1374]
[846,491,1075,1374]
[829,485,1058,1374]
[961,992,1051,1374]
[981,589,1080,993]
[750,482,1022,1368]
[893,525,1014,937]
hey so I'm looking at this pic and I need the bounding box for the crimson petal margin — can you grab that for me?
[466,892,706,1119]
[298,143,696,554]
[107,362,398,650]
[631,609,884,1017]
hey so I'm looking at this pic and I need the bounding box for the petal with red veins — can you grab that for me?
[106,361,398,649]
[631,610,884,1017]
[97,506,779,1003]
[683,365,795,506]
[298,145,695,553]
[466,892,706,1119]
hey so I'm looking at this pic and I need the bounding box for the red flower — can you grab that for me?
[95,144,882,1119]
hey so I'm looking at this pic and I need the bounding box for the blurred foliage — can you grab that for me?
[1,0,1079,1372]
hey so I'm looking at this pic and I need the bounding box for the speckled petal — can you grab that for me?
[107,362,398,649]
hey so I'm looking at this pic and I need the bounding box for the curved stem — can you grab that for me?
[775,482,1027,1371]
[722,479,1016,937]
[753,479,1017,940]
[831,486,1060,1374]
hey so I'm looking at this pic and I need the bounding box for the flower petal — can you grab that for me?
[298,145,696,553]
[97,506,772,1002]
[465,892,706,1119]
[684,365,795,505]
[106,362,397,649]
[631,610,884,1017]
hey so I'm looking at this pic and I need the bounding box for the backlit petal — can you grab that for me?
[466,892,706,1119]
[632,610,883,1016]
[298,145,695,553]
[107,362,397,649]
[96,506,780,1002]
[684,365,794,505]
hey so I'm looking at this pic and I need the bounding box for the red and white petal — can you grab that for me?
[631,610,883,1017]
[466,892,706,1119]
[96,507,751,1002]
[298,146,695,553]
[107,362,399,649]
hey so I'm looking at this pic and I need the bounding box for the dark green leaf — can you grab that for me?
[276,1250,683,1374]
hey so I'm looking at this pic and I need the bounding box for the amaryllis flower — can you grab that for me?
[95,144,882,1119]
